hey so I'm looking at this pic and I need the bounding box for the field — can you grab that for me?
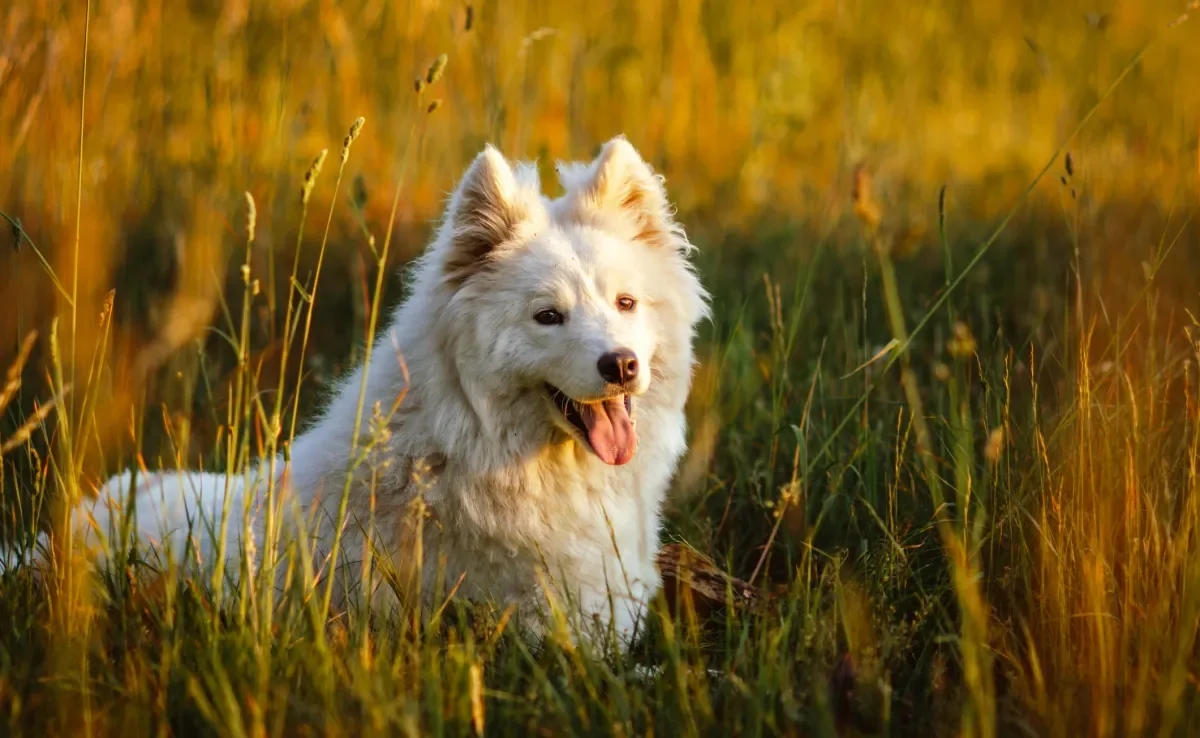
[2,0,1200,735]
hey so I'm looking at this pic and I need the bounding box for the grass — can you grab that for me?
[2,0,1200,735]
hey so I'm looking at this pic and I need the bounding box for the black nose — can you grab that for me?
[597,348,639,385]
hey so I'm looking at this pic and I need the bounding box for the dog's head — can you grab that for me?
[429,137,707,466]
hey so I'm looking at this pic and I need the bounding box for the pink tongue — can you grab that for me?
[579,397,637,465]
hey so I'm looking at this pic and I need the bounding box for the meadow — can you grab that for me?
[2,0,1200,735]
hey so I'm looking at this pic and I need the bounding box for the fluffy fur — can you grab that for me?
[50,137,709,643]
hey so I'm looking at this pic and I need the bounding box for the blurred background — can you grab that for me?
[3,4,1200,732]
[1,0,1197,486]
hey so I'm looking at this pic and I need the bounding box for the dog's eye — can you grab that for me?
[616,295,637,312]
[534,308,564,326]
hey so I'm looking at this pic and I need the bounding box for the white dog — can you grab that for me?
[59,136,709,643]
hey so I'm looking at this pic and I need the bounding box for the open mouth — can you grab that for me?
[546,384,637,466]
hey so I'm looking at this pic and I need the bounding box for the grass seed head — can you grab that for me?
[302,149,328,204]
[426,54,448,85]
[341,117,366,163]
[985,427,1005,464]
[948,321,977,358]
[0,331,38,415]
[10,215,22,251]
[244,192,257,243]
[852,165,882,230]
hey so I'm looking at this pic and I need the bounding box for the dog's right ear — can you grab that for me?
[438,144,543,284]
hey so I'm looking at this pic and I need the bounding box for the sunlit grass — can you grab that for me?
[2,0,1200,735]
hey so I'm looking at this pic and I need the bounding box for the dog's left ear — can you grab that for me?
[557,136,679,250]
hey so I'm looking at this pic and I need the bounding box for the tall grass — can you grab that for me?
[2,0,1200,735]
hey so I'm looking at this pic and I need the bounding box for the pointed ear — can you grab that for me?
[439,144,544,284]
[556,136,680,250]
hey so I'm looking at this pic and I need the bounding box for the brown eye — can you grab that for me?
[616,295,637,312]
[534,308,564,325]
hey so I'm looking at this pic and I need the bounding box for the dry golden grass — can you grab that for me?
[1,0,1199,735]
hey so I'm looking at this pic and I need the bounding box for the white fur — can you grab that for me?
[39,137,709,645]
